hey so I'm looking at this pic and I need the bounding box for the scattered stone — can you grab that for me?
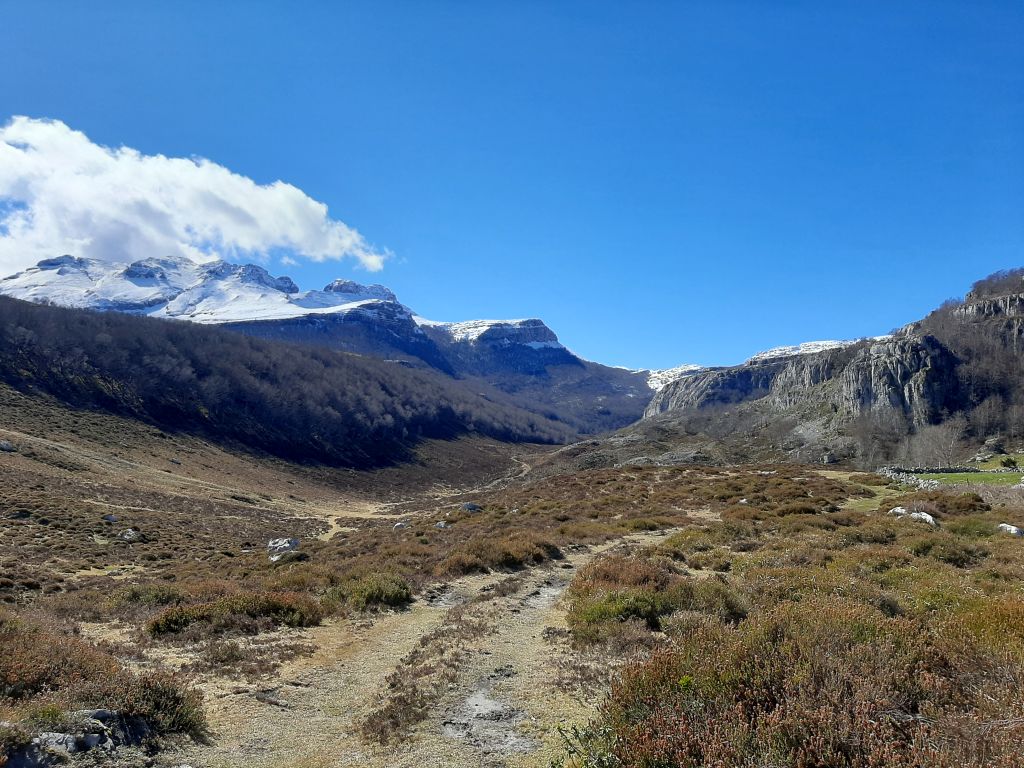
[254,689,291,709]
[998,523,1024,537]
[267,537,300,562]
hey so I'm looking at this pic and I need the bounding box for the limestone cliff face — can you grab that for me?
[958,287,1024,319]
[836,336,961,424]
[645,334,962,428]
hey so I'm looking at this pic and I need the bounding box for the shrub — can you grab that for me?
[110,582,185,610]
[566,597,1024,767]
[328,573,412,611]
[124,671,207,739]
[909,537,988,568]
[438,533,562,576]
[885,491,989,517]
[146,591,323,636]
[566,556,748,645]
[0,608,206,739]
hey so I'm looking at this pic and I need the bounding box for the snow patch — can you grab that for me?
[643,364,705,391]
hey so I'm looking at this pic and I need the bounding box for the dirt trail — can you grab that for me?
[169,529,678,768]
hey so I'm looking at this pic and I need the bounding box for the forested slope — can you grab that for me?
[0,297,573,466]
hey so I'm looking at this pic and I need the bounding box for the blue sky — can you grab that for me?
[1,1,1022,368]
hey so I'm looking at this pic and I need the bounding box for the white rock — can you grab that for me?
[888,506,936,526]
[435,521,448,529]
[392,521,409,531]
[906,511,937,527]
[997,523,1024,537]
[267,537,299,562]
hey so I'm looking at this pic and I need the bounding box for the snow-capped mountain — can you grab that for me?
[0,255,402,324]
[0,255,655,434]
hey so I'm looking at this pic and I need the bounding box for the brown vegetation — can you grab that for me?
[556,487,1024,767]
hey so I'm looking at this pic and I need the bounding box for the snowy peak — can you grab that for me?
[415,317,565,349]
[322,279,397,303]
[0,255,407,324]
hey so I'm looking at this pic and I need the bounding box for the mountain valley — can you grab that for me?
[1,264,1023,768]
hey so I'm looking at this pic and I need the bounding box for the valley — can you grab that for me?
[1,269,1024,768]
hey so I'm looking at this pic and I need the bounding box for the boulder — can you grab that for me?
[0,440,16,452]
[33,732,77,755]
[997,523,1024,537]
[461,502,483,513]
[116,528,142,542]
[888,506,937,527]
[435,521,448,529]
[907,511,937,526]
[101,513,119,523]
[4,744,56,768]
[5,710,155,768]
[392,521,409,531]
[267,537,300,562]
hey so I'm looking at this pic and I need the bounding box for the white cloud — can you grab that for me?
[0,116,388,275]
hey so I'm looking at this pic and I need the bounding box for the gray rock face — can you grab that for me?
[645,333,962,429]
[956,292,1024,319]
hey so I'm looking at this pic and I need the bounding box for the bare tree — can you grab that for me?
[902,415,969,467]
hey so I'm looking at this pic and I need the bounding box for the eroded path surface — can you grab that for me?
[169,530,679,768]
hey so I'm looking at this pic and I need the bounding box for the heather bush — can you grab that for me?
[326,573,412,611]
[566,598,1024,767]
[146,591,323,636]
[557,479,1024,768]
[0,608,205,740]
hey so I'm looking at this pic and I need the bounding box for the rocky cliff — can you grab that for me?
[646,333,964,428]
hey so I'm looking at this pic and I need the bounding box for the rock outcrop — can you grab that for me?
[646,333,962,428]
